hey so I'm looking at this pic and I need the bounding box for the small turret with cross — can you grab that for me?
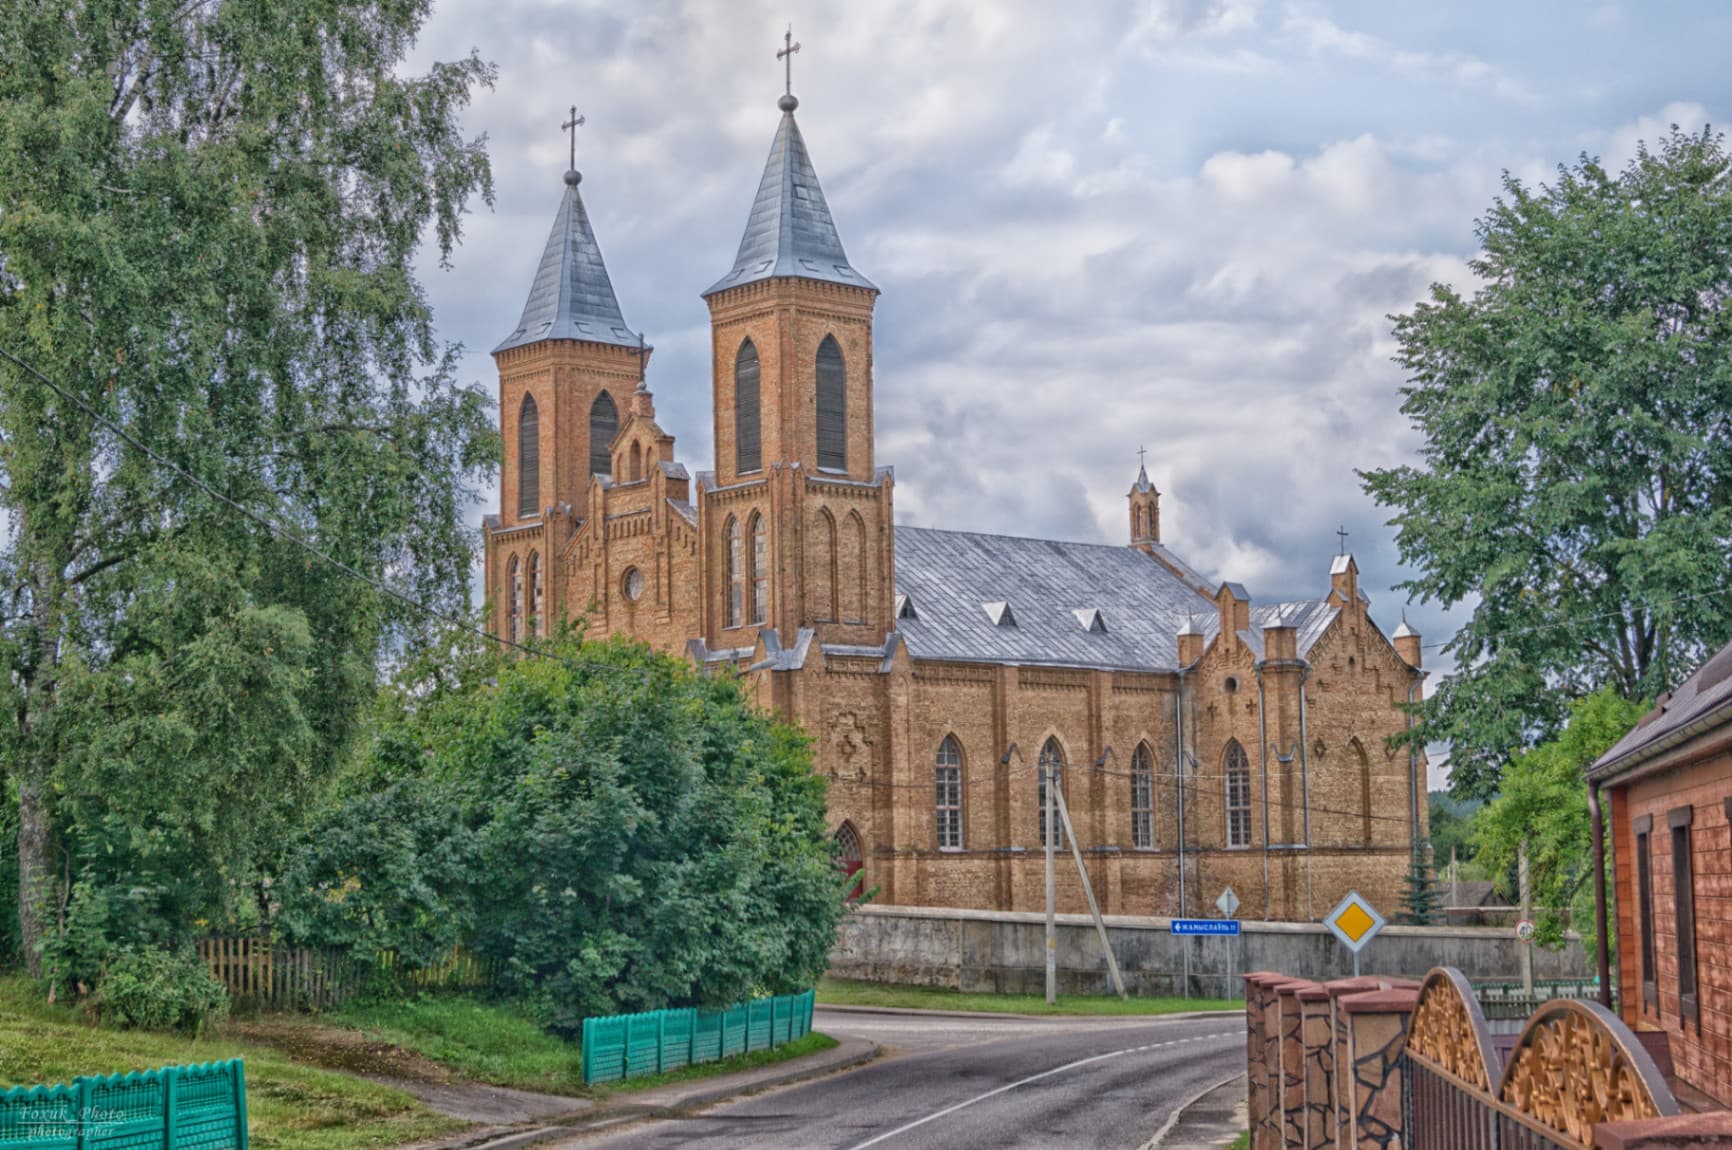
[1128,446,1161,550]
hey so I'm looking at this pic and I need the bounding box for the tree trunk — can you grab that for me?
[16,777,53,977]
[16,556,65,979]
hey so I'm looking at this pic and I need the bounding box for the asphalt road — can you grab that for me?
[563,1007,1244,1150]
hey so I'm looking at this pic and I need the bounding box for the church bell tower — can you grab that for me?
[698,36,894,648]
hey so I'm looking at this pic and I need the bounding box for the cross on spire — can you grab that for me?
[777,26,801,98]
[561,105,586,173]
[1336,524,1350,555]
[1137,445,1148,468]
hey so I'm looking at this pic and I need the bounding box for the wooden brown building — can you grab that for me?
[1592,639,1732,1108]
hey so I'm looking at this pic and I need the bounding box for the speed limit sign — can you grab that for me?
[1515,919,1536,944]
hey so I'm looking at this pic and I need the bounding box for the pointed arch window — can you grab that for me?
[811,508,837,622]
[724,515,744,628]
[748,512,769,626]
[518,396,541,518]
[1039,738,1066,849]
[1350,737,1372,846]
[735,340,761,473]
[526,551,544,638]
[936,736,963,850]
[1225,740,1252,848]
[835,821,864,900]
[816,335,846,472]
[628,440,643,482]
[590,391,618,477]
[507,554,523,644]
[1131,743,1155,849]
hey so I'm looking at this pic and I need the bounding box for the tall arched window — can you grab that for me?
[1350,737,1372,846]
[841,510,867,621]
[816,334,846,472]
[628,440,643,482]
[936,736,963,850]
[835,821,864,900]
[526,551,543,638]
[1225,740,1252,848]
[1039,738,1066,848]
[724,515,744,628]
[1131,743,1155,849]
[506,554,523,643]
[589,391,618,477]
[735,340,761,473]
[810,508,837,622]
[517,395,540,518]
[748,512,769,626]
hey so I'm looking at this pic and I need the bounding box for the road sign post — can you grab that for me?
[1216,888,1240,999]
[1323,891,1386,978]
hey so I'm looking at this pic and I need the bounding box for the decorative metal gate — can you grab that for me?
[1402,967,1678,1148]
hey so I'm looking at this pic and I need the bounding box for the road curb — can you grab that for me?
[408,1039,882,1150]
[1141,1071,1246,1149]
[817,1003,1244,1023]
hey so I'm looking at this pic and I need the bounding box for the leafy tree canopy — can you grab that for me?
[0,0,497,977]
[1473,688,1645,950]
[1363,127,1732,798]
[278,635,847,1033]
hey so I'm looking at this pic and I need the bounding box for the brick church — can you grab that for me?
[482,81,1429,922]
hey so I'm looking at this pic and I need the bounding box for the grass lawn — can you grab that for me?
[817,976,1243,1016]
[0,978,460,1150]
[330,995,586,1095]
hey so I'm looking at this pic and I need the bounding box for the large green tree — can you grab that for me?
[0,0,496,978]
[279,636,847,1032]
[1363,127,1732,798]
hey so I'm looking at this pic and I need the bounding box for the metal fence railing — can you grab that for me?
[580,991,816,1086]
[0,1059,247,1150]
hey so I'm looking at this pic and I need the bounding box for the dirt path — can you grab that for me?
[233,1018,591,1124]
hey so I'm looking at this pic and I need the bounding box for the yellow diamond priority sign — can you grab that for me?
[1325,891,1385,955]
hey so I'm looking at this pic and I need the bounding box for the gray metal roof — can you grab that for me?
[703,108,876,297]
[495,174,641,353]
[1592,638,1732,779]
[891,526,1337,673]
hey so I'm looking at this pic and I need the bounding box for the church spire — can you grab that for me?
[494,118,641,353]
[703,36,875,298]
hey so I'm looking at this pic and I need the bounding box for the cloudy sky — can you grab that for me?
[408,0,1730,778]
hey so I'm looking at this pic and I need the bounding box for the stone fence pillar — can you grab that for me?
[1337,988,1419,1150]
[1273,979,1324,1148]
[1242,973,1286,1147]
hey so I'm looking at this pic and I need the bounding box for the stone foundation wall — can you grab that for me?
[829,904,1592,997]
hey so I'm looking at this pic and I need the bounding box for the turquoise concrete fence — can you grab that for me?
[581,991,815,1085]
[0,1059,247,1150]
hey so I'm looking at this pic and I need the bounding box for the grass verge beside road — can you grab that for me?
[330,996,586,1095]
[817,976,1243,1016]
[0,978,459,1150]
[605,1031,839,1093]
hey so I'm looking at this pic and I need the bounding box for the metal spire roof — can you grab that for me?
[494,170,641,353]
[703,97,876,298]
[1134,463,1154,494]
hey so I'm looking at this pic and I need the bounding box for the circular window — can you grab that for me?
[1223,676,1240,694]
[621,566,644,602]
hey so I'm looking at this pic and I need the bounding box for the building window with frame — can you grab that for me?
[816,334,846,472]
[1671,806,1700,1026]
[517,395,540,518]
[589,391,618,478]
[749,512,768,626]
[735,340,761,473]
[1636,815,1656,1010]
[506,554,523,644]
[1225,740,1252,848]
[1039,737,1066,849]
[724,516,744,628]
[526,551,543,638]
[1131,742,1155,849]
[936,736,963,850]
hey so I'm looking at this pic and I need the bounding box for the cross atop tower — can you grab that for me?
[1336,524,1350,555]
[562,105,586,174]
[1137,445,1148,468]
[777,26,801,100]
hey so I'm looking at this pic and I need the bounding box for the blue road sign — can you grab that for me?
[1171,919,1240,936]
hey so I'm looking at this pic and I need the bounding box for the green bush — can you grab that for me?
[95,946,230,1034]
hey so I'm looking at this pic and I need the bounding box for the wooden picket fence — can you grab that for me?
[197,936,500,1011]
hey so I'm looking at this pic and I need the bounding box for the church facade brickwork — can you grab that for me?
[483,91,1428,922]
